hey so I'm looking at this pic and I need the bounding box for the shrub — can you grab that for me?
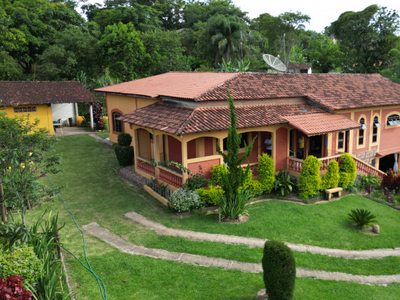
[361,174,381,194]
[339,153,356,188]
[117,132,132,146]
[195,185,224,206]
[298,155,321,199]
[210,164,228,186]
[258,153,275,193]
[114,132,134,166]
[262,240,296,300]
[183,169,210,191]
[348,209,377,228]
[273,169,295,197]
[102,116,109,131]
[114,143,134,166]
[218,189,251,221]
[381,169,400,192]
[242,179,264,198]
[321,160,340,190]
[0,275,33,300]
[169,188,203,212]
[0,246,42,286]
[0,222,31,251]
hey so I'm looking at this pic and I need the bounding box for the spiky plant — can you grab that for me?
[348,209,377,228]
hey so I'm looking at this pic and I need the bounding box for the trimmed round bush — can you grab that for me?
[211,164,228,186]
[195,185,224,206]
[170,188,203,212]
[117,132,132,146]
[0,245,42,286]
[114,144,134,166]
[339,153,357,188]
[262,240,296,300]
[258,153,275,193]
[298,155,321,199]
[321,160,340,190]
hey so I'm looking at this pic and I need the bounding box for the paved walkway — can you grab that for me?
[83,222,400,286]
[124,211,400,259]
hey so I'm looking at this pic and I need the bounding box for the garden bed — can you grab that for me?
[143,185,171,207]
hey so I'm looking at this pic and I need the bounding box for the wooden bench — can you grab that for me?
[325,187,343,200]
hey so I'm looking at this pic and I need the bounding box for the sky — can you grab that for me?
[233,0,400,32]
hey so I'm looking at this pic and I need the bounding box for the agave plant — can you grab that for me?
[348,209,377,228]
[273,169,295,197]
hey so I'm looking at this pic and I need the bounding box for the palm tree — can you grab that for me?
[206,14,247,68]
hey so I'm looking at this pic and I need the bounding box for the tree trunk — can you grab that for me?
[0,178,8,222]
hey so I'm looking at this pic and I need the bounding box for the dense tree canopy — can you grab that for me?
[330,5,400,73]
[0,1,399,82]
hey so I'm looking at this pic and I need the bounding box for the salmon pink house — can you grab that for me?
[96,72,400,189]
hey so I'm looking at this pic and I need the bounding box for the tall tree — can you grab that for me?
[251,11,310,67]
[38,24,101,80]
[85,3,161,32]
[205,14,247,67]
[304,33,343,73]
[330,5,400,73]
[381,48,400,83]
[98,22,149,81]
[183,0,249,28]
[1,0,83,77]
[140,29,190,75]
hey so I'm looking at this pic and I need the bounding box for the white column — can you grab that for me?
[74,103,79,125]
[90,104,94,131]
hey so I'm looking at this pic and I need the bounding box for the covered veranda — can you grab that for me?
[118,101,370,189]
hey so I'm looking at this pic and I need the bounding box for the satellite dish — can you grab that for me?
[263,54,287,72]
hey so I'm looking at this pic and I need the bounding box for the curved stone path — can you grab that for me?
[124,211,400,259]
[82,222,400,286]
[82,213,400,286]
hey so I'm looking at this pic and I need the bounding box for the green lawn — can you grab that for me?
[24,135,400,299]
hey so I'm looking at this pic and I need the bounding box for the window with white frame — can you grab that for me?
[372,116,380,143]
[358,118,365,145]
[387,114,400,126]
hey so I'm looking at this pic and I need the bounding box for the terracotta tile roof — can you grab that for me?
[283,113,361,136]
[95,72,240,100]
[118,102,195,135]
[377,146,400,157]
[98,72,400,111]
[197,73,400,110]
[120,102,359,136]
[0,81,97,106]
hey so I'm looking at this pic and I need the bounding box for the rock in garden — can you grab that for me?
[372,224,380,234]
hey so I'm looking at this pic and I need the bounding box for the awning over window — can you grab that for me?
[283,113,361,137]
[377,147,400,157]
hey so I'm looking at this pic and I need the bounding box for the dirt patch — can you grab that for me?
[216,214,249,224]
[350,223,380,235]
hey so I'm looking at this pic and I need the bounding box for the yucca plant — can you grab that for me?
[348,209,377,229]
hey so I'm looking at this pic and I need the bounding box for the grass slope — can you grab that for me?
[23,135,400,299]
